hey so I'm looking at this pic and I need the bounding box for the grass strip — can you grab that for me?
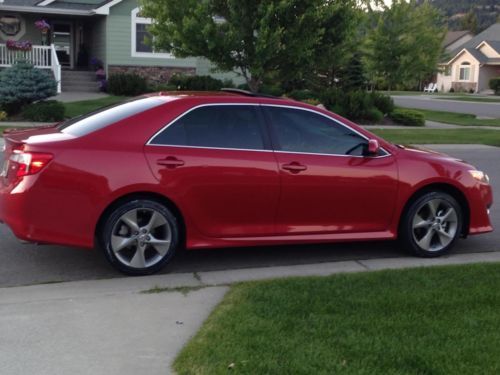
[401,108,500,127]
[371,128,500,147]
[174,263,500,374]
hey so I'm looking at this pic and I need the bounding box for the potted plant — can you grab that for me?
[35,19,50,45]
[6,40,32,51]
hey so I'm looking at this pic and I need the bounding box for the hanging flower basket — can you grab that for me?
[6,40,33,51]
[35,20,51,33]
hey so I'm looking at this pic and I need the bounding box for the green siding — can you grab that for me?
[106,0,197,68]
[105,0,241,84]
[0,13,43,44]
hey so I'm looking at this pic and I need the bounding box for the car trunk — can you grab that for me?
[1,126,74,187]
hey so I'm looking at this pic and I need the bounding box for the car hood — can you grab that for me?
[396,144,474,168]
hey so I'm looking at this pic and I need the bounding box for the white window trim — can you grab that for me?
[131,7,172,59]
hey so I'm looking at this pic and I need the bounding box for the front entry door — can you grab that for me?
[52,21,73,68]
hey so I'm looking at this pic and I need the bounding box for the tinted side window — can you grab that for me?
[265,107,367,156]
[151,105,265,150]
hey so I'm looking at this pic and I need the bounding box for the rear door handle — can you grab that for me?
[282,162,307,173]
[157,157,185,168]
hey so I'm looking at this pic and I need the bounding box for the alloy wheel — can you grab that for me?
[412,198,458,252]
[111,208,172,269]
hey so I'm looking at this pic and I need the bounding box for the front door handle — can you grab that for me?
[157,157,185,168]
[282,162,307,173]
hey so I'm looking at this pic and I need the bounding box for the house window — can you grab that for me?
[444,66,451,76]
[136,23,153,53]
[131,8,172,58]
[459,62,470,81]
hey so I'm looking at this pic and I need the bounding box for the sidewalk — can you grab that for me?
[2,250,500,375]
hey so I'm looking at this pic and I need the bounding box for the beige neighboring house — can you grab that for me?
[436,23,500,93]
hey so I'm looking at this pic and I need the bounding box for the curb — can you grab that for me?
[2,251,500,304]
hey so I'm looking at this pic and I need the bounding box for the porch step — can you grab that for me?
[61,70,100,93]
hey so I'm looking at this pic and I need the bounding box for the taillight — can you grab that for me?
[9,151,53,178]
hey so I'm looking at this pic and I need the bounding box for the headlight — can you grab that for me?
[469,170,490,184]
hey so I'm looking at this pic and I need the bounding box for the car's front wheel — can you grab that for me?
[400,191,463,257]
[99,199,179,275]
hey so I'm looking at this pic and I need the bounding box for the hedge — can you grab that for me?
[489,77,500,95]
[389,108,425,127]
[22,100,65,122]
[108,73,148,96]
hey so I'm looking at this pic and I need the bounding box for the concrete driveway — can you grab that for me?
[0,144,498,288]
[393,95,500,118]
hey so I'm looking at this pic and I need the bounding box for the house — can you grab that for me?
[0,0,237,93]
[436,23,500,94]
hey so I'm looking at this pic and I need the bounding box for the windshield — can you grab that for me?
[57,97,167,137]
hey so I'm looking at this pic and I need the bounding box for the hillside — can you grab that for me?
[416,0,499,32]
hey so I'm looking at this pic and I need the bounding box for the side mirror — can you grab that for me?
[366,139,380,156]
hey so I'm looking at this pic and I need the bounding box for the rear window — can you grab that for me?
[58,97,167,137]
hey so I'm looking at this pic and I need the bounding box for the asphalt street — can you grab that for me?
[393,95,500,118]
[0,144,498,287]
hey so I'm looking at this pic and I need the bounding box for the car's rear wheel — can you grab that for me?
[400,191,462,257]
[99,199,179,275]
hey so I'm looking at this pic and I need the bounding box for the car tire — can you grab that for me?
[400,191,463,257]
[99,199,179,275]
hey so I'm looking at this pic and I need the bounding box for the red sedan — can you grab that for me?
[0,91,493,274]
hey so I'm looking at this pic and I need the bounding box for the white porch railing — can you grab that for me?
[0,44,62,93]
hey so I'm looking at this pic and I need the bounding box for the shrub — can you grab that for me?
[108,73,148,96]
[343,90,374,120]
[259,84,285,97]
[148,83,178,92]
[0,110,6,121]
[370,91,394,115]
[364,107,384,123]
[22,100,65,122]
[301,98,321,106]
[317,88,343,112]
[287,89,318,101]
[169,75,224,91]
[489,77,500,95]
[390,108,425,127]
[0,61,57,115]
[222,79,236,88]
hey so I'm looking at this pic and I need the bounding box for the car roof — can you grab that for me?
[143,91,303,110]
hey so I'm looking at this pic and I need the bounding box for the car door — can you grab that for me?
[144,104,280,238]
[263,105,398,236]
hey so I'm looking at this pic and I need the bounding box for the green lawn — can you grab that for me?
[404,108,500,127]
[174,263,500,374]
[387,91,470,97]
[63,95,126,118]
[371,128,500,147]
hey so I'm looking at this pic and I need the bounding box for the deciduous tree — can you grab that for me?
[140,0,359,92]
